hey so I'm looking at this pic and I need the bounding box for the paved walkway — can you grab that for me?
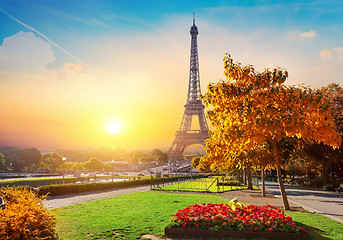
[44,185,151,209]
[265,181,343,224]
[44,181,343,225]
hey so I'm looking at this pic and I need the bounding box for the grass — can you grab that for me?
[52,192,227,239]
[51,192,343,240]
[287,211,343,240]
[154,177,258,192]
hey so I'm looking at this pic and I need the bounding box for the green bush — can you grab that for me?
[0,177,86,188]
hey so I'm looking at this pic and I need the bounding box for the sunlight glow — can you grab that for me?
[106,120,123,135]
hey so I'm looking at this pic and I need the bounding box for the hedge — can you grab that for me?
[0,177,86,188]
[37,176,202,197]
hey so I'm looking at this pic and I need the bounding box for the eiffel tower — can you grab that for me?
[168,15,210,162]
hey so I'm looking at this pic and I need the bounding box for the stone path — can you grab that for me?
[44,185,151,209]
[264,181,343,224]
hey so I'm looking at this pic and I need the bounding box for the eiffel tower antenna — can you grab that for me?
[168,14,209,163]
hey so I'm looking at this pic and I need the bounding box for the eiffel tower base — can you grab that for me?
[169,131,209,162]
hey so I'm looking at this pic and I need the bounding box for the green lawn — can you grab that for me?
[287,211,343,240]
[51,192,343,240]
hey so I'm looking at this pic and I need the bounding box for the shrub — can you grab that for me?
[0,177,86,188]
[0,186,57,240]
[38,178,151,197]
[38,176,201,197]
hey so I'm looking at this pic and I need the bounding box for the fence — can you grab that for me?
[174,177,219,192]
[150,175,204,190]
[150,175,260,193]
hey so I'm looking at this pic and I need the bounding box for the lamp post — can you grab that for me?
[62,157,66,184]
[111,160,114,182]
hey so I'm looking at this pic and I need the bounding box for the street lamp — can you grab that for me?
[111,160,114,182]
[62,157,66,184]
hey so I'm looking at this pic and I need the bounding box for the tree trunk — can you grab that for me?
[261,167,266,197]
[247,165,253,189]
[244,168,247,185]
[322,163,329,186]
[271,139,290,210]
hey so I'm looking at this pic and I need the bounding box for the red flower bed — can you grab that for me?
[167,203,307,234]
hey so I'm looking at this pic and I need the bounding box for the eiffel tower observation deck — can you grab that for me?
[168,15,210,162]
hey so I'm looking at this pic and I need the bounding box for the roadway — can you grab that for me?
[264,181,343,224]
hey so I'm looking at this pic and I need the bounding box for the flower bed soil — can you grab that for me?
[165,227,309,239]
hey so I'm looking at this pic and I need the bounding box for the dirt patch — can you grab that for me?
[149,188,310,213]
[217,189,310,212]
[141,234,198,240]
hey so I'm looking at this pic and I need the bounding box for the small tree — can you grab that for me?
[201,54,341,210]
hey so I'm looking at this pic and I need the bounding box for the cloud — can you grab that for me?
[60,63,83,73]
[319,47,343,61]
[0,31,55,74]
[315,46,343,74]
[333,47,343,61]
[288,30,317,40]
[319,48,332,59]
[300,30,316,39]
[0,8,93,71]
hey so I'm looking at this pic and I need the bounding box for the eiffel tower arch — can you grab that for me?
[168,15,210,162]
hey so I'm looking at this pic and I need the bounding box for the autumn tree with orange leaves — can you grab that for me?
[200,54,341,210]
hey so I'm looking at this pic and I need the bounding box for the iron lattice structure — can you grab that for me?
[168,16,210,162]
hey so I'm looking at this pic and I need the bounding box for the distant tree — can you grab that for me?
[70,162,84,171]
[130,150,144,164]
[156,153,169,163]
[0,147,24,172]
[302,143,340,183]
[103,162,113,172]
[151,149,163,156]
[138,156,154,163]
[64,162,73,172]
[84,157,103,172]
[40,153,63,172]
[150,149,169,163]
[0,153,5,171]
[22,148,42,172]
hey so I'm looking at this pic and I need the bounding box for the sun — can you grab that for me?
[106,120,123,135]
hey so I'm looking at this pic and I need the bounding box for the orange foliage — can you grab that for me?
[0,186,56,240]
[201,54,341,172]
[200,54,342,209]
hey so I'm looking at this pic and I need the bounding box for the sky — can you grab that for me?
[0,0,343,152]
